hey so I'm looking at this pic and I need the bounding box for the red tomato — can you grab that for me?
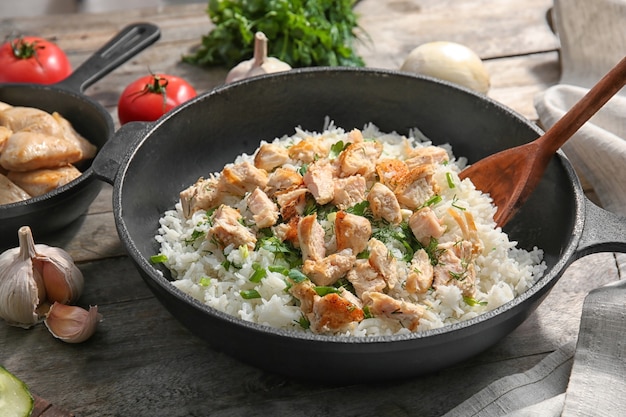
[117,73,197,124]
[0,36,72,84]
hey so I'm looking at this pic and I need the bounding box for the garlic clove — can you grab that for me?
[400,41,490,94]
[225,31,291,83]
[34,246,84,305]
[44,302,102,343]
[0,226,43,328]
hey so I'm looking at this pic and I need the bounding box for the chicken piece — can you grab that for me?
[0,101,12,112]
[288,279,318,315]
[208,204,257,250]
[406,249,434,294]
[288,137,330,163]
[448,208,484,256]
[0,173,31,204]
[302,249,356,286]
[0,131,83,172]
[332,175,366,210]
[303,159,335,205]
[272,216,300,245]
[221,161,268,196]
[275,187,308,220]
[179,175,222,218]
[297,213,326,261]
[265,167,303,196]
[409,206,446,246]
[367,238,399,290]
[405,145,449,169]
[0,106,64,137]
[362,291,425,331]
[367,182,402,225]
[433,240,476,297]
[338,287,363,309]
[376,158,409,189]
[338,139,383,179]
[335,210,371,255]
[7,165,81,197]
[394,164,439,209]
[254,142,289,172]
[0,126,11,153]
[52,112,98,160]
[246,187,279,228]
[309,292,364,333]
[346,259,386,298]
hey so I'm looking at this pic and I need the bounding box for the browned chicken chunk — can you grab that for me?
[406,249,434,294]
[367,238,399,290]
[7,165,81,197]
[309,292,364,333]
[338,139,383,179]
[297,213,326,261]
[362,291,425,331]
[221,161,268,196]
[179,175,222,218]
[0,131,83,172]
[303,159,335,205]
[335,210,371,255]
[254,142,289,172]
[332,174,366,210]
[208,205,257,250]
[246,187,279,228]
[367,182,403,224]
[408,206,446,246]
[346,259,386,298]
[394,164,439,209]
[302,249,356,286]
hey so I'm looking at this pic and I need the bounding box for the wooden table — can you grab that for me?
[1,1,625,416]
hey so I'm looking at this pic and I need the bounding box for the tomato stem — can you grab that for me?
[10,38,45,68]
[129,73,169,111]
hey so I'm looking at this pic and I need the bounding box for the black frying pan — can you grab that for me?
[0,22,160,247]
[92,68,626,383]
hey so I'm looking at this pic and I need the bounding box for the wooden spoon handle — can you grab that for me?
[538,55,626,155]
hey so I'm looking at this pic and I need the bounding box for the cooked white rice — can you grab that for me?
[155,120,546,337]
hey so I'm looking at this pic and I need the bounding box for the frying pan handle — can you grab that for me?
[92,121,150,184]
[574,199,626,259]
[57,22,161,93]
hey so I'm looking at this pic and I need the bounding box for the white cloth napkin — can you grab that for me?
[443,0,626,415]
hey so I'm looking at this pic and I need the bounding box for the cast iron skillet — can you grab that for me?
[0,22,160,247]
[92,68,626,383]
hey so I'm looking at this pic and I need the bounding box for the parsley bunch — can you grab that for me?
[184,0,365,68]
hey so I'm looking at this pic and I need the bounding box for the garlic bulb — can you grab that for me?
[400,41,490,94]
[0,226,84,328]
[44,303,101,344]
[225,32,292,83]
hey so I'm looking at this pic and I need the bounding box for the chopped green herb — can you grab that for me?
[345,200,370,217]
[422,194,442,208]
[446,172,456,189]
[451,195,466,211]
[296,314,311,329]
[150,254,168,264]
[356,249,370,259]
[240,289,261,299]
[314,286,341,296]
[268,265,290,275]
[288,269,308,283]
[249,263,267,283]
[464,296,487,306]
[363,305,373,319]
[185,228,206,244]
[329,140,349,158]
[199,277,211,286]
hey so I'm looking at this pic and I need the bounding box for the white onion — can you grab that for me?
[400,41,490,94]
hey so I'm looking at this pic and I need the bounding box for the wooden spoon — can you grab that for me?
[459,55,626,227]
